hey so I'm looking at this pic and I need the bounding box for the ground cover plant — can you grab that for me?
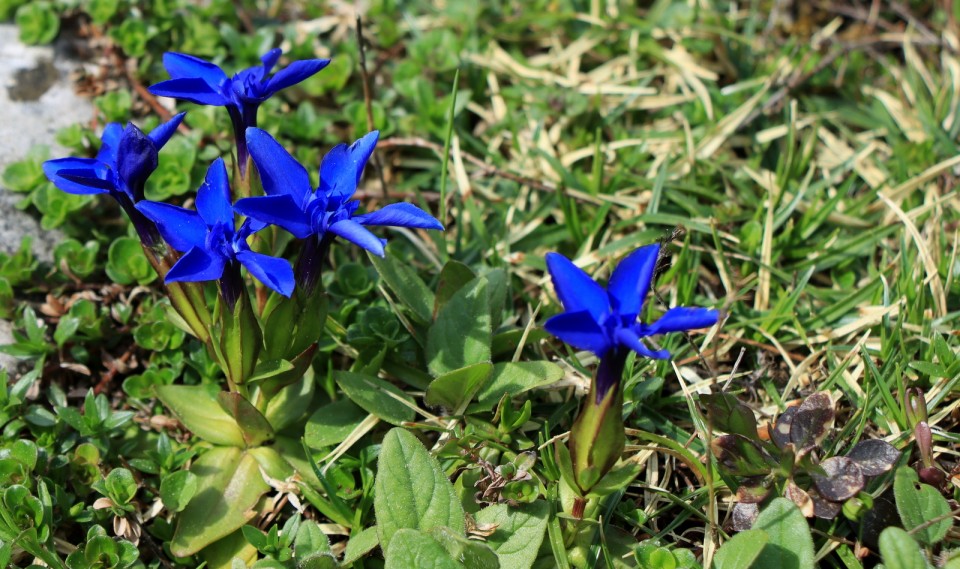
[0,1,959,568]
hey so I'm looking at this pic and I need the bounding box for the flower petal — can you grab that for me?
[245,128,313,205]
[355,202,444,230]
[234,194,313,239]
[236,250,294,297]
[614,328,670,360]
[607,243,659,320]
[165,246,226,283]
[149,78,230,106]
[319,131,379,203]
[196,158,234,227]
[136,201,208,252]
[645,307,718,335]
[260,48,282,73]
[545,252,609,321]
[96,123,123,164]
[266,59,330,93]
[43,159,111,195]
[147,112,186,149]
[161,52,228,87]
[544,311,611,356]
[328,219,385,256]
[116,124,158,199]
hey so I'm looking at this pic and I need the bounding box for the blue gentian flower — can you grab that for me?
[136,158,294,307]
[42,113,185,246]
[545,244,718,401]
[148,49,329,176]
[234,128,443,291]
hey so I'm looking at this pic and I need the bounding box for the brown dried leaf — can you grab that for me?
[813,456,864,502]
[784,480,814,517]
[845,439,900,476]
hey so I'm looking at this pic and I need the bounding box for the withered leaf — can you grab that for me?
[771,406,796,450]
[712,434,774,477]
[813,456,864,502]
[730,502,759,532]
[701,392,759,439]
[845,439,900,476]
[810,488,842,520]
[737,476,772,504]
[790,393,834,454]
[784,480,814,517]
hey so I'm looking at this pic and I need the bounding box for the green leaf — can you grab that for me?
[700,393,759,439]
[105,237,155,286]
[475,501,549,569]
[878,527,929,569]
[103,468,137,505]
[263,368,315,432]
[170,447,271,557]
[342,526,379,566]
[295,520,332,558]
[713,530,769,569]
[473,361,564,411]
[375,428,465,551]
[155,385,245,447]
[87,0,118,24]
[384,528,462,569]
[427,276,491,376]
[751,498,815,569]
[430,526,500,569]
[893,466,951,546]
[217,392,275,447]
[298,553,340,569]
[426,362,493,410]
[369,253,435,324]
[305,398,368,449]
[434,260,477,314]
[335,370,415,426]
[160,471,198,513]
[15,2,59,44]
[248,359,295,383]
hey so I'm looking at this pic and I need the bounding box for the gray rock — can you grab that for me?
[0,23,94,373]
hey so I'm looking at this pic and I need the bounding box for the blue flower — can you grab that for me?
[148,49,329,175]
[236,127,443,253]
[136,158,295,304]
[545,244,718,400]
[43,113,185,246]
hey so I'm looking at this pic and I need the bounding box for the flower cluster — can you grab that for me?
[43,48,443,309]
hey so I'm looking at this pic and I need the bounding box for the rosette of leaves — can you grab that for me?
[703,392,901,529]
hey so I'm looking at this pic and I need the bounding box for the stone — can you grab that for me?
[0,23,94,373]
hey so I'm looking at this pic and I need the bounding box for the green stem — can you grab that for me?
[142,244,212,345]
